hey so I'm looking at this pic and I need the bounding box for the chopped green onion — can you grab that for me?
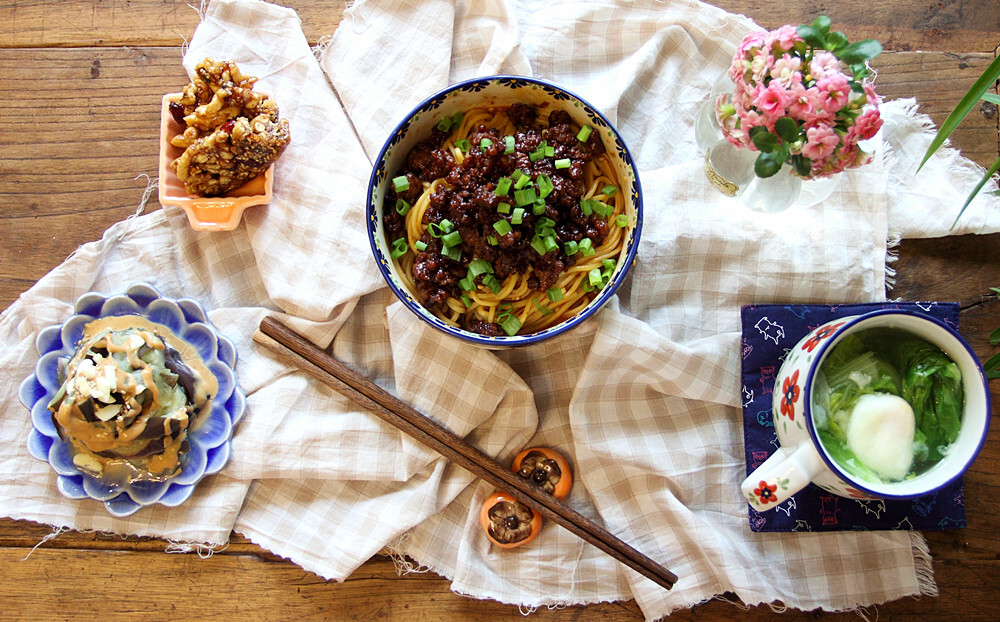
[511,207,525,225]
[441,244,462,262]
[511,169,526,182]
[602,184,618,196]
[480,138,494,150]
[576,125,592,142]
[455,139,470,152]
[536,174,554,198]
[458,276,474,291]
[441,230,462,247]
[499,314,522,336]
[543,235,559,253]
[503,135,515,154]
[603,258,616,273]
[546,287,563,302]
[461,294,472,307]
[395,198,411,215]
[436,116,453,132]
[588,268,603,288]
[392,176,410,193]
[544,145,555,157]
[616,214,629,227]
[580,199,593,216]
[513,188,536,207]
[514,173,530,190]
[439,219,454,233]
[529,141,548,162]
[451,112,463,126]
[534,217,555,235]
[582,280,593,292]
[427,222,444,238]
[390,237,408,258]
[532,200,546,215]
[493,220,512,236]
[495,177,512,196]
[564,240,578,255]
[497,201,511,214]
[530,235,548,255]
[482,274,502,294]
[414,240,428,251]
[579,238,595,256]
[531,298,554,315]
[592,201,611,217]
[554,158,571,169]
[487,235,498,246]
[469,259,493,277]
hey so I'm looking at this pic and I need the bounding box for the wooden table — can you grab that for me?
[2,1,998,619]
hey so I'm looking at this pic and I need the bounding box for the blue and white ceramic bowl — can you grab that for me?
[367,76,642,348]
[18,283,245,517]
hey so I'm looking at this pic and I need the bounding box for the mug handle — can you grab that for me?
[740,443,825,510]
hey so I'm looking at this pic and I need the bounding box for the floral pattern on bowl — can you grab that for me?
[18,283,246,517]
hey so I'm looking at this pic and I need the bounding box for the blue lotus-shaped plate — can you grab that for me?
[18,282,246,517]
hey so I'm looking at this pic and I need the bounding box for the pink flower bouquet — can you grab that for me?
[716,17,883,180]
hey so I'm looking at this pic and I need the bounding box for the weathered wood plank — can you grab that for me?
[0,546,996,621]
[2,0,998,53]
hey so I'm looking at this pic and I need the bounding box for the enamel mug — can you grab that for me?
[740,309,991,511]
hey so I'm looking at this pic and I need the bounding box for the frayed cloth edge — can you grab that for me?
[910,530,938,597]
[13,520,229,560]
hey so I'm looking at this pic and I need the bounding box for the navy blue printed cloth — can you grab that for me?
[740,302,966,532]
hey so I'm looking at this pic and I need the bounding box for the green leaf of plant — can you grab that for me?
[791,154,812,177]
[796,25,826,48]
[774,118,800,143]
[990,325,1000,347]
[813,15,831,36]
[981,93,1000,105]
[826,31,848,51]
[751,130,779,153]
[983,351,1000,374]
[950,155,1000,229]
[919,54,1000,172]
[754,152,783,178]
[837,39,883,65]
[991,287,1000,296]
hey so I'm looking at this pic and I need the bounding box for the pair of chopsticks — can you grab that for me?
[254,316,678,591]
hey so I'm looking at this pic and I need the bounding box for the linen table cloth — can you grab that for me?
[2,0,999,619]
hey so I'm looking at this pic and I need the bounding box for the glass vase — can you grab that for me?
[696,85,838,212]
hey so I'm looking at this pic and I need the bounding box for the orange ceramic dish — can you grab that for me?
[157,92,274,231]
[512,447,573,500]
[479,491,542,549]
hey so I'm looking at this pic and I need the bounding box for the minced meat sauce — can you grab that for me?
[383,104,609,335]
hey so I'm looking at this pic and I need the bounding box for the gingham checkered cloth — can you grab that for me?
[1,0,998,618]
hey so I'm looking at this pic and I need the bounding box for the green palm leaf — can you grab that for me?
[951,155,1000,229]
[918,54,1000,173]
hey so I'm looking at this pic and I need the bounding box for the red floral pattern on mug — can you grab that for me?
[753,481,778,505]
[780,369,800,419]
[801,322,845,352]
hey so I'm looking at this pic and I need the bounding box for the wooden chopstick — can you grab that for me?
[255,316,678,591]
